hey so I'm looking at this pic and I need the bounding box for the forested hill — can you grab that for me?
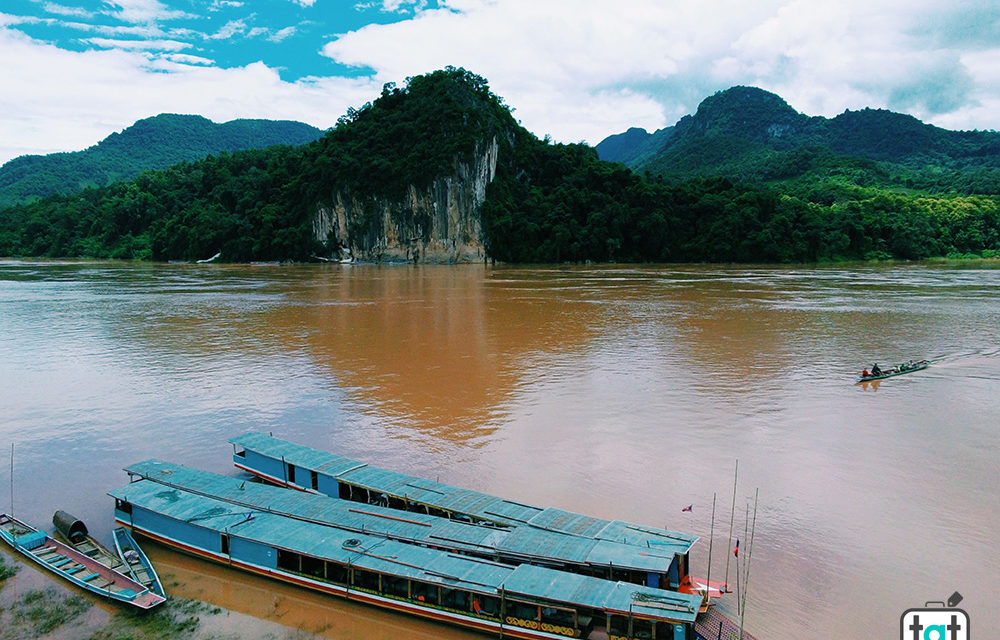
[0,114,324,207]
[599,86,1000,194]
[2,70,999,264]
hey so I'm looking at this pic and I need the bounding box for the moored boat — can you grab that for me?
[53,509,127,572]
[0,512,165,609]
[110,479,703,639]
[856,359,929,383]
[113,526,165,597]
[123,459,686,593]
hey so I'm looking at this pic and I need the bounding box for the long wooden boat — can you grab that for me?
[0,513,165,609]
[124,459,696,596]
[226,433,707,588]
[855,359,929,383]
[110,480,703,640]
[113,526,166,598]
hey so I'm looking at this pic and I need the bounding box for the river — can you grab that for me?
[1,260,997,639]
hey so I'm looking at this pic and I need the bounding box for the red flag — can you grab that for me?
[682,504,693,512]
[733,538,740,557]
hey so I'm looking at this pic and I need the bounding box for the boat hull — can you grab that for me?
[116,519,579,640]
[0,513,164,609]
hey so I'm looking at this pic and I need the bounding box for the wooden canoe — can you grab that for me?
[0,513,164,609]
[113,526,165,598]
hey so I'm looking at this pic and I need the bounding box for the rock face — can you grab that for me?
[312,137,499,263]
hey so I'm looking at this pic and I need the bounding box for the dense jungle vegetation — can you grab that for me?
[1,70,998,264]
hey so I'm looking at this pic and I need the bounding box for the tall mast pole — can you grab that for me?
[740,488,759,640]
[706,492,716,592]
[724,459,737,591]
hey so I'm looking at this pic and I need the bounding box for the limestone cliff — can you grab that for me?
[312,137,499,263]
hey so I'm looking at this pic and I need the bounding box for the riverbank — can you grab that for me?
[0,549,322,640]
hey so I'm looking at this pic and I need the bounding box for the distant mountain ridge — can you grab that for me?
[0,114,325,206]
[598,86,1000,191]
[2,71,998,266]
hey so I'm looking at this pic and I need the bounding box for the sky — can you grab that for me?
[1,0,1000,165]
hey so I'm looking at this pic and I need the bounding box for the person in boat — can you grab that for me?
[862,369,870,378]
[871,363,882,376]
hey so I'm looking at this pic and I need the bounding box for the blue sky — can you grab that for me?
[2,1,999,165]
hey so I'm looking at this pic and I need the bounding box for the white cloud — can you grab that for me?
[0,13,51,27]
[268,26,296,42]
[43,3,95,18]
[0,27,379,164]
[209,0,244,10]
[209,19,246,40]
[102,0,191,24]
[163,52,215,65]
[290,0,317,7]
[87,37,191,51]
[320,0,1000,143]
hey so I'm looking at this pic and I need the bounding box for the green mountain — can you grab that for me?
[1,72,999,265]
[0,114,324,207]
[594,126,674,167]
[599,86,1000,195]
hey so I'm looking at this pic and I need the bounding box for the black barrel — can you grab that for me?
[52,510,89,544]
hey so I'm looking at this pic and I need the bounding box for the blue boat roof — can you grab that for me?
[124,460,678,572]
[229,433,698,552]
[109,480,700,623]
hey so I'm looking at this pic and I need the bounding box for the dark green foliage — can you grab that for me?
[0,114,324,207]
[0,553,18,581]
[1,74,999,265]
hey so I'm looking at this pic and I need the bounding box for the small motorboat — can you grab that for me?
[856,359,929,383]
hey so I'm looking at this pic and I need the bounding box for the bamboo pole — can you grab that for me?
[740,488,759,640]
[706,492,716,601]
[724,460,737,592]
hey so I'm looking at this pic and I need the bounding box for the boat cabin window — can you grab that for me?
[277,549,301,573]
[608,614,631,636]
[352,568,380,592]
[631,619,655,639]
[301,555,324,578]
[220,534,229,555]
[287,463,296,485]
[383,575,409,598]
[410,581,439,605]
[441,588,470,611]
[115,499,132,515]
[326,562,348,585]
[473,594,500,618]
[338,482,352,500]
[233,446,246,458]
[310,470,319,491]
[508,600,540,622]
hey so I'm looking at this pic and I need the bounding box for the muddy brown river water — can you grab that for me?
[1,260,998,639]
